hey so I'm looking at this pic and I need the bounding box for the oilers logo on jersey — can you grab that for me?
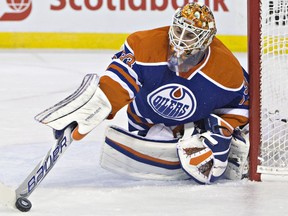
[147,84,197,121]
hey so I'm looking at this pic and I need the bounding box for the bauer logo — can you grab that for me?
[147,84,197,121]
[0,0,32,21]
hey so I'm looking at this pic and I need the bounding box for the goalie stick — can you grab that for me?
[0,122,75,212]
[1,74,110,211]
[0,123,74,211]
[14,73,110,211]
[15,123,75,199]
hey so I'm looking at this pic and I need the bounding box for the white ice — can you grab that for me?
[0,50,287,216]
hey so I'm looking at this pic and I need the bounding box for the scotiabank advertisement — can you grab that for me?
[0,0,247,35]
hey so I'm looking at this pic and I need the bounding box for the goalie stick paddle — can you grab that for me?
[14,122,75,210]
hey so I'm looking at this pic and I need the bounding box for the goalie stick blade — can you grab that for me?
[0,182,16,208]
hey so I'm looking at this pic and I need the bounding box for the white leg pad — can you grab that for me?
[100,126,190,180]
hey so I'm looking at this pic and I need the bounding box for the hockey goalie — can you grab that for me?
[36,2,250,184]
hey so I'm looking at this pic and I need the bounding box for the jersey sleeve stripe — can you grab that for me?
[108,63,140,92]
[107,65,139,96]
[104,71,135,99]
[114,59,142,86]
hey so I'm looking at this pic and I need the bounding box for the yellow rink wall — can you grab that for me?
[0,32,247,52]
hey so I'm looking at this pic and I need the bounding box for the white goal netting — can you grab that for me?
[258,0,288,179]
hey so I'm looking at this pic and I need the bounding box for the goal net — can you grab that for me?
[249,0,288,181]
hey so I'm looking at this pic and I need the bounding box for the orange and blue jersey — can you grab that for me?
[99,26,249,133]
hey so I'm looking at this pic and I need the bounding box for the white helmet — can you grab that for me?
[168,2,217,72]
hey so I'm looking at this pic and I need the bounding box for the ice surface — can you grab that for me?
[0,50,287,215]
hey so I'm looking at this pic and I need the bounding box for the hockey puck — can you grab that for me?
[15,197,32,212]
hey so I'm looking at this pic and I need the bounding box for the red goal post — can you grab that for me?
[248,0,288,181]
[248,0,261,181]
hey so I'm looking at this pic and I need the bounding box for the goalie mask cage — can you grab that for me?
[249,0,288,181]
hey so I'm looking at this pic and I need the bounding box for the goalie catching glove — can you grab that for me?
[35,74,112,140]
[177,114,233,184]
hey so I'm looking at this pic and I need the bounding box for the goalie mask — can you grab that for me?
[168,3,217,72]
